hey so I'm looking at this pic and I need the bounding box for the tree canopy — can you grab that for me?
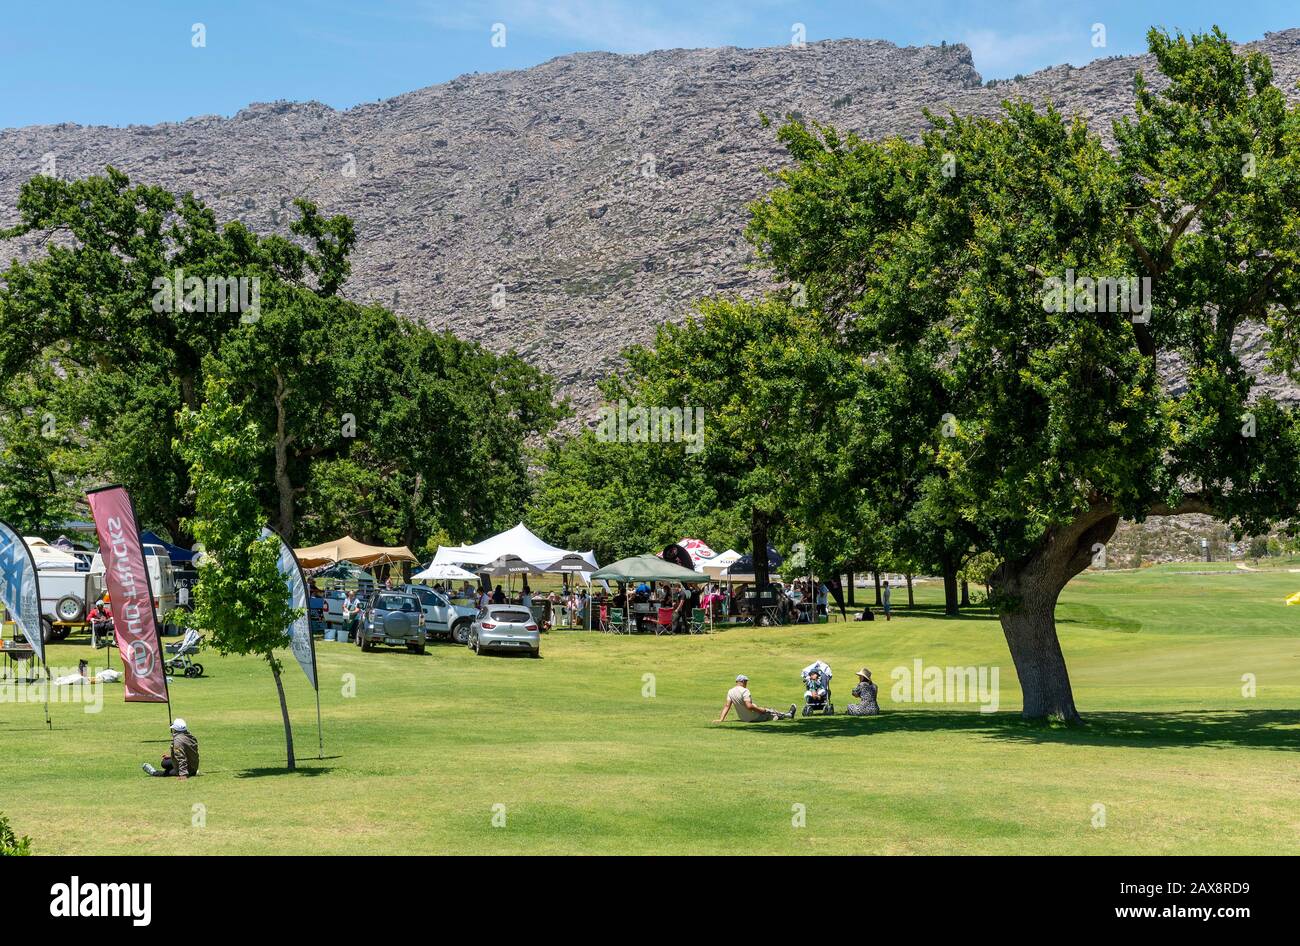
[743,26,1300,719]
[0,169,565,551]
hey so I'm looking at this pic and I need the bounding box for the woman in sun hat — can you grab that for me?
[844,668,880,717]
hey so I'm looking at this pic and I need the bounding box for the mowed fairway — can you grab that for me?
[4,563,1299,855]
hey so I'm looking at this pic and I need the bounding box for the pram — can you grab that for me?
[800,659,834,715]
[164,628,205,678]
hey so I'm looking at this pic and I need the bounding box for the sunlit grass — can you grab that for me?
[4,564,1298,854]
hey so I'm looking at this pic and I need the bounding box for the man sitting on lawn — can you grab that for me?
[142,719,200,779]
[716,674,796,722]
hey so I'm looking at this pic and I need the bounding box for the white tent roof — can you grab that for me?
[24,537,81,570]
[411,562,479,582]
[432,523,598,575]
[677,538,718,568]
[701,548,742,577]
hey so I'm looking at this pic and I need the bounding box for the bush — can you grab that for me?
[0,813,32,856]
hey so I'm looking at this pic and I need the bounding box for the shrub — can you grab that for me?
[0,813,32,856]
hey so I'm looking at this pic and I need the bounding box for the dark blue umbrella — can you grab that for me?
[727,546,783,574]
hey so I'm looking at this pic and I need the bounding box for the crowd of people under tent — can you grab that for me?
[398,575,833,633]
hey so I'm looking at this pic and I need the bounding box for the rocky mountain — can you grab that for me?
[6,30,1300,414]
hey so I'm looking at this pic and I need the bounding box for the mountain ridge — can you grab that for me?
[4,29,1300,419]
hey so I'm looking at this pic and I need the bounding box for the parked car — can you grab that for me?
[469,604,540,657]
[357,592,426,653]
[400,584,477,643]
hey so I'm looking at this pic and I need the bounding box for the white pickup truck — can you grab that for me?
[401,584,478,644]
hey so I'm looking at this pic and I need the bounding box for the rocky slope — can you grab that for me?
[6,30,1300,410]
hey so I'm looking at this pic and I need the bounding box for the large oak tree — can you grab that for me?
[746,27,1300,720]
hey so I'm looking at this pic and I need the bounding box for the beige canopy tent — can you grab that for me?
[293,536,417,569]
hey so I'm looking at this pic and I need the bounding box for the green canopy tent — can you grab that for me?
[590,555,710,632]
[591,554,710,584]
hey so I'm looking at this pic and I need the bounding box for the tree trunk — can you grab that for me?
[846,570,856,606]
[167,516,193,549]
[960,579,970,607]
[906,573,914,607]
[941,554,959,615]
[873,570,881,605]
[272,371,296,543]
[751,510,770,596]
[992,505,1120,721]
[402,472,425,583]
[272,661,296,771]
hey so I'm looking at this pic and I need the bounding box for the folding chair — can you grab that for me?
[608,607,626,634]
[689,607,708,635]
[653,607,674,635]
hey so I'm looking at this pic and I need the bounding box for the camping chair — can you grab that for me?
[653,607,674,635]
[689,607,708,635]
[607,607,626,634]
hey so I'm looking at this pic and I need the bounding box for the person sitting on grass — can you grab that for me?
[716,674,796,723]
[844,668,880,717]
[142,719,200,779]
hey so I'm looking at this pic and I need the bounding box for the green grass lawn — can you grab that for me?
[4,563,1299,855]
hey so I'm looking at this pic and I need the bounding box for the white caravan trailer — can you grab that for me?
[89,543,178,618]
[26,538,93,642]
[31,540,177,642]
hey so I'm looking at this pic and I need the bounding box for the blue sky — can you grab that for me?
[1,1,1297,127]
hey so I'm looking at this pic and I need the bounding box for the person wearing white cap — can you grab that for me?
[141,719,200,779]
[716,673,796,723]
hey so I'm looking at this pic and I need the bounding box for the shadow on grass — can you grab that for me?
[726,709,1300,751]
[1056,603,1143,634]
[867,604,999,623]
[234,765,337,779]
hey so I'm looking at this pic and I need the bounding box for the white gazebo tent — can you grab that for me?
[432,523,598,577]
[700,548,742,578]
[433,523,599,627]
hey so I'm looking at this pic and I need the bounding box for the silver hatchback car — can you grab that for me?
[469,604,540,657]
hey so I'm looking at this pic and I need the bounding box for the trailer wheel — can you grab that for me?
[55,594,85,623]
[41,617,54,644]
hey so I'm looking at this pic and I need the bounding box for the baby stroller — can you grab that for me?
[801,659,834,715]
[164,628,205,678]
